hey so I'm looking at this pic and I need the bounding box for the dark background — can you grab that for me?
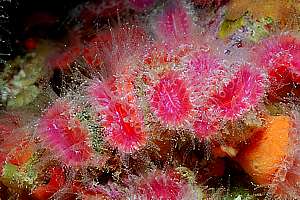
[0,0,87,61]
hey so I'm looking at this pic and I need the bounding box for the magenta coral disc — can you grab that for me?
[255,34,300,78]
[88,81,147,153]
[150,71,193,126]
[153,1,193,47]
[38,101,92,166]
[136,170,191,200]
[208,66,266,120]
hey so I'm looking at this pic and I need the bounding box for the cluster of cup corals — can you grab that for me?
[1,0,300,199]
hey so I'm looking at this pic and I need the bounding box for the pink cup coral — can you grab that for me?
[38,101,92,166]
[94,24,148,73]
[151,0,194,49]
[207,65,266,121]
[254,34,300,84]
[132,169,193,200]
[149,71,193,127]
[88,80,147,153]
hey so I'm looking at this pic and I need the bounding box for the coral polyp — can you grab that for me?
[254,34,300,84]
[38,101,92,166]
[149,71,193,127]
[88,81,147,153]
[152,0,194,48]
[208,65,266,121]
[132,169,193,200]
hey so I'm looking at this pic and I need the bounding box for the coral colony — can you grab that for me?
[1,0,300,199]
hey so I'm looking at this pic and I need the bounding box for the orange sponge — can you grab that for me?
[236,116,290,185]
